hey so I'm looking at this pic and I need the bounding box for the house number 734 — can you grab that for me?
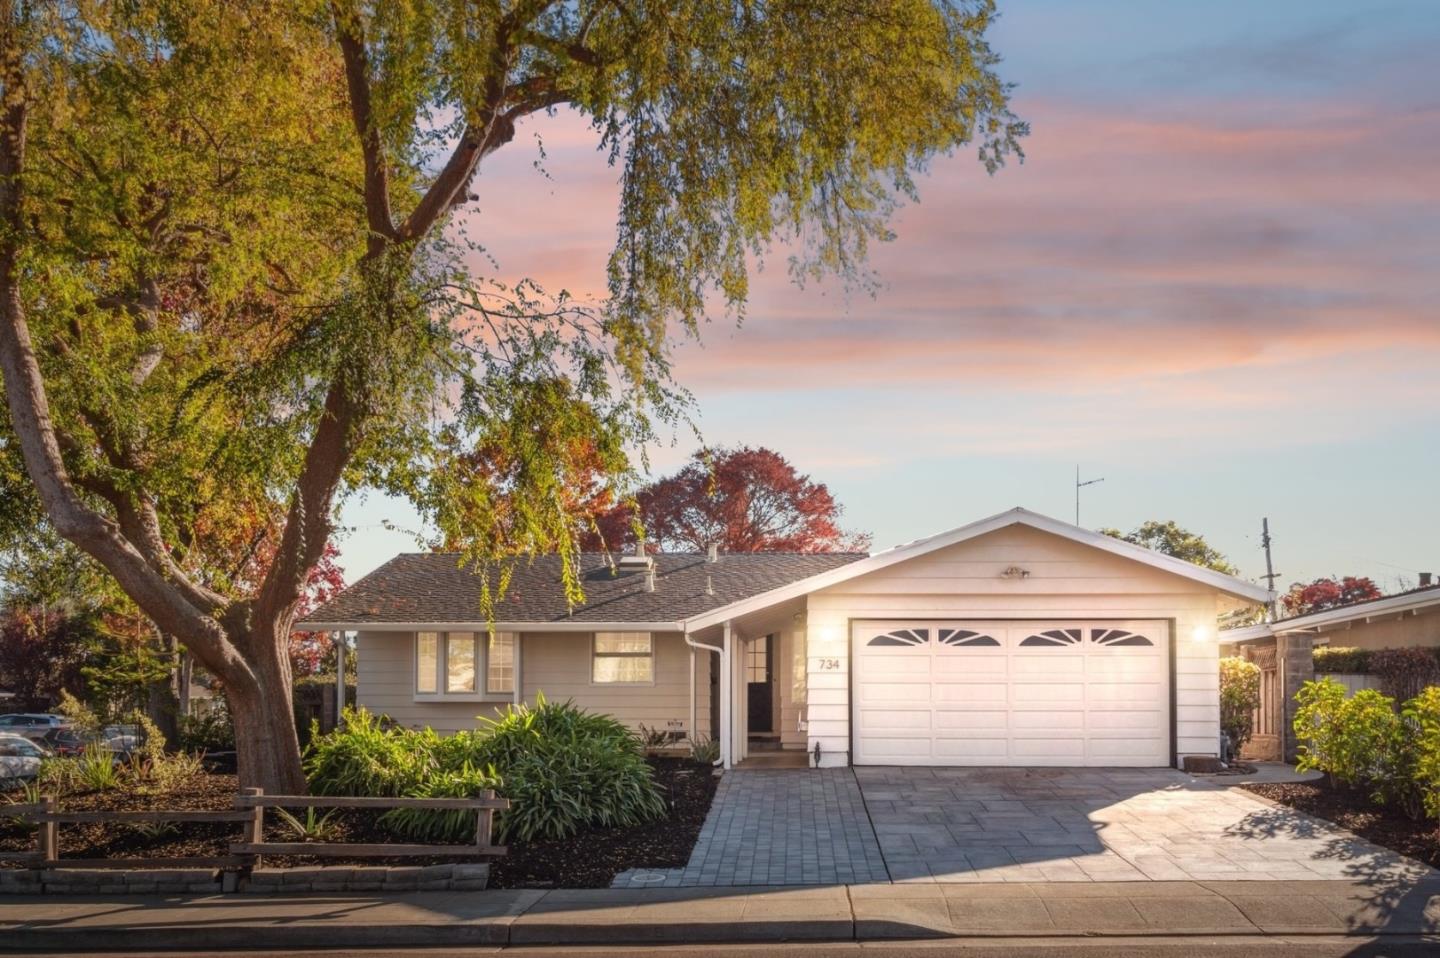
[818,658,841,670]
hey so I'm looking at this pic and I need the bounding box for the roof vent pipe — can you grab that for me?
[706,574,715,597]
[707,543,719,563]
[1423,572,1434,588]
[644,569,656,592]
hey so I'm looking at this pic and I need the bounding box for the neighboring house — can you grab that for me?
[301,507,1269,770]
[1220,581,1440,762]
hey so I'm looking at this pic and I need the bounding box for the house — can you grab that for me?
[300,507,1270,769]
[1220,580,1440,761]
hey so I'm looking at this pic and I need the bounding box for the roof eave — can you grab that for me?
[682,507,1271,632]
[298,619,688,633]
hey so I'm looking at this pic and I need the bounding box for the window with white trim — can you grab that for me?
[593,632,654,684]
[416,631,517,699]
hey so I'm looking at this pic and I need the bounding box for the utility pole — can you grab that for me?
[1261,518,1281,620]
[1075,465,1105,526]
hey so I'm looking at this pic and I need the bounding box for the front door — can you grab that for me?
[746,634,774,734]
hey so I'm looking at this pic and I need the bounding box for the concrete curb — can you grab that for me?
[3,879,1438,949]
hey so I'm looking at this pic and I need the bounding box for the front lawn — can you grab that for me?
[1243,780,1440,870]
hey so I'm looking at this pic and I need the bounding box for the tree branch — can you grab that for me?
[332,1,398,250]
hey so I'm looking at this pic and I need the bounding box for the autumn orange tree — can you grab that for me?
[0,0,1024,790]
[586,446,871,553]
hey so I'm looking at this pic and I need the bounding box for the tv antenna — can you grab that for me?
[1075,465,1104,526]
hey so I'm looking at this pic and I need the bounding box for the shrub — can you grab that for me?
[689,734,720,764]
[75,741,121,792]
[1370,648,1440,703]
[178,702,235,753]
[1219,657,1261,757]
[1292,679,1424,818]
[304,698,666,845]
[304,708,438,798]
[1313,646,1372,675]
[1408,687,1440,820]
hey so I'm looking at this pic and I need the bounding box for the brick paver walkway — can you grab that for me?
[613,768,889,887]
[857,766,1437,884]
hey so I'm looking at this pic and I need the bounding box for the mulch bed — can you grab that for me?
[489,756,718,889]
[1244,780,1440,869]
[2,756,717,886]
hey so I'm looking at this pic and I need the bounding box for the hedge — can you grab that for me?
[1313,645,1440,676]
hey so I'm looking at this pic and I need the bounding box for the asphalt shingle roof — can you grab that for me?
[300,551,868,626]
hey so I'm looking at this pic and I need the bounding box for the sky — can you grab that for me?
[341,0,1440,593]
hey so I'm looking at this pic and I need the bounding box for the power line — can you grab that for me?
[1075,465,1104,526]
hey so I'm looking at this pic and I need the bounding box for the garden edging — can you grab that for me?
[0,863,489,895]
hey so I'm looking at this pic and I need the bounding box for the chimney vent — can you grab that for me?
[644,569,657,592]
[1422,572,1434,588]
[707,543,719,564]
[617,541,655,574]
[705,574,715,597]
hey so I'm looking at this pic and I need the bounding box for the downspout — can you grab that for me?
[683,629,724,766]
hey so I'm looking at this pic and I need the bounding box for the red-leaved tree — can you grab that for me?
[1282,576,1383,616]
[585,446,870,554]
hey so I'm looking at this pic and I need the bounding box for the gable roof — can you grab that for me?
[1221,583,1440,643]
[299,551,867,631]
[681,507,1272,631]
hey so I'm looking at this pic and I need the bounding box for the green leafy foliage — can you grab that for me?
[1292,679,1433,820]
[178,704,236,754]
[1218,657,1261,754]
[1406,687,1440,820]
[688,735,720,765]
[1313,646,1373,675]
[273,806,342,842]
[1100,520,1237,574]
[305,698,665,844]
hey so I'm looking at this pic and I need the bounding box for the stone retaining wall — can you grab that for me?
[0,863,489,895]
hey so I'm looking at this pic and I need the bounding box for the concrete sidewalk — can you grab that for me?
[3,878,1440,949]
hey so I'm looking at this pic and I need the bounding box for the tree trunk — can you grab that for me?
[225,672,304,794]
[147,631,180,744]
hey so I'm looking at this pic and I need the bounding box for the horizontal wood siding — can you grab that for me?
[356,630,710,737]
[805,524,1233,767]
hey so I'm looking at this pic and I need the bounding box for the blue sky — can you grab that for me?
[340,0,1440,592]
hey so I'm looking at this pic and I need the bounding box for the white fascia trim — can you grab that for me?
[682,506,1272,632]
[1219,624,1274,643]
[298,620,686,634]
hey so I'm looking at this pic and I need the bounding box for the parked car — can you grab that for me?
[0,732,45,785]
[37,724,139,758]
[0,714,68,741]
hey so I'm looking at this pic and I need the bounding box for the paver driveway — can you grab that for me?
[857,766,1437,884]
[615,765,1436,888]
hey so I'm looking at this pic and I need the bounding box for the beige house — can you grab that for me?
[1220,583,1440,761]
[302,508,1269,769]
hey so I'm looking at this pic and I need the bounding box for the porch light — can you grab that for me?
[1191,624,1213,643]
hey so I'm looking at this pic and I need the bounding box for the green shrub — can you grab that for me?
[689,734,720,764]
[1370,648,1440,703]
[1313,646,1371,675]
[75,741,121,792]
[1408,687,1440,820]
[178,703,235,753]
[1219,657,1261,756]
[304,708,437,797]
[304,698,666,845]
[1293,679,1424,818]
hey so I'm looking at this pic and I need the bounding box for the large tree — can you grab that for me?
[1101,520,1238,575]
[586,445,870,553]
[0,1,1024,790]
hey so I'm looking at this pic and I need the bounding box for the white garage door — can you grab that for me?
[852,620,1170,767]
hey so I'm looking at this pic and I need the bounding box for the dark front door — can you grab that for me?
[746,634,774,734]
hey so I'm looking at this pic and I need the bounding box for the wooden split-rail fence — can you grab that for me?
[1,788,509,870]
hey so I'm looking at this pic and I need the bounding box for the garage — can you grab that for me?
[852,619,1170,767]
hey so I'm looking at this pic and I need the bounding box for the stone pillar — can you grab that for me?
[1277,632,1314,763]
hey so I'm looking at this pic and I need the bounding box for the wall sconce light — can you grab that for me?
[1191,624,1213,643]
